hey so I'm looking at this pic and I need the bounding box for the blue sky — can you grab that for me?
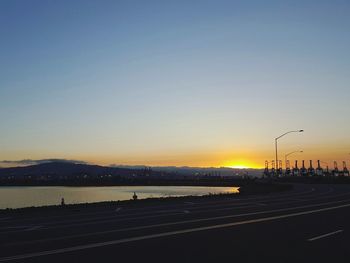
[1,0,350,167]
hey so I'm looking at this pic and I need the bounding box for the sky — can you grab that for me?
[1,0,350,168]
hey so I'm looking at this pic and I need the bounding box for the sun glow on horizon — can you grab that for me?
[222,160,263,169]
[227,165,250,169]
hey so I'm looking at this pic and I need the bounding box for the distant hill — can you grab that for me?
[0,162,149,178]
[0,161,263,180]
[111,164,263,177]
[0,161,258,187]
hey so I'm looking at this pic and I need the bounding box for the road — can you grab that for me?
[1,183,350,262]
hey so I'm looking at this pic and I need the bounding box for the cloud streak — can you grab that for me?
[0,159,88,167]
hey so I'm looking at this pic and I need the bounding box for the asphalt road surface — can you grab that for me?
[1,183,350,263]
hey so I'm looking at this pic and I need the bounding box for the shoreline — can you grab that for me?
[0,182,292,213]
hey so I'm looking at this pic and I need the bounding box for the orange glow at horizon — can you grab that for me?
[221,160,263,169]
[3,145,349,170]
[81,153,266,169]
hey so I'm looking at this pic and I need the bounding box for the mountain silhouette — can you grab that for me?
[0,162,149,178]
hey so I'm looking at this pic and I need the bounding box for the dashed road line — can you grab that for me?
[308,230,344,242]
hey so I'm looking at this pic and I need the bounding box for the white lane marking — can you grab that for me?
[25,226,42,231]
[255,203,267,206]
[308,230,344,242]
[32,204,256,231]
[183,210,190,214]
[41,209,184,227]
[115,208,122,212]
[1,202,350,262]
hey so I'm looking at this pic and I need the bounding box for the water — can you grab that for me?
[0,186,239,209]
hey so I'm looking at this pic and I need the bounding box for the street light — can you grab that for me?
[285,150,303,167]
[275,130,304,171]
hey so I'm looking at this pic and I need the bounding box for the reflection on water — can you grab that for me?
[0,186,239,209]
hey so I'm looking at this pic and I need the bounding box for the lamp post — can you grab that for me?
[285,150,303,168]
[275,130,304,171]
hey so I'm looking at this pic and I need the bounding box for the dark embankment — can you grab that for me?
[238,181,293,194]
[276,176,350,184]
